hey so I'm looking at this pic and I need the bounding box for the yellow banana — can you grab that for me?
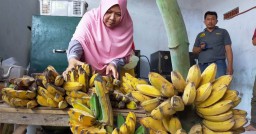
[136,84,162,97]
[197,100,233,116]
[54,75,64,86]
[197,84,227,108]
[37,95,49,107]
[112,128,119,134]
[231,115,248,130]
[202,118,235,132]
[222,89,239,101]
[170,95,184,111]
[212,75,233,89]
[149,129,168,134]
[141,97,161,112]
[130,91,152,102]
[202,125,233,134]
[201,110,233,122]
[68,108,96,127]
[78,67,88,92]
[126,101,137,110]
[232,96,241,108]
[140,117,167,131]
[10,97,30,107]
[38,86,63,102]
[89,73,98,88]
[188,123,202,134]
[199,63,217,85]
[151,106,164,120]
[171,71,186,93]
[162,116,171,132]
[14,77,35,87]
[46,97,58,107]
[232,109,247,116]
[63,81,84,91]
[168,117,182,134]
[186,65,201,88]
[81,63,91,77]
[119,123,128,134]
[2,88,36,100]
[148,72,175,97]
[182,82,196,105]
[159,99,176,116]
[66,90,89,98]
[196,82,212,103]
[58,100,68,109]
[46,83,65,96]
[27,100,38,109]
[126,117,136,134]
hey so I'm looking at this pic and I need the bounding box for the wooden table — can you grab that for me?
[0,103,146,127]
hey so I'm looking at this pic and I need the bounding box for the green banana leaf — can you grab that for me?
[117,113,125,128]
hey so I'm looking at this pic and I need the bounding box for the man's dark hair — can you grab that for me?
[204,11,218,19]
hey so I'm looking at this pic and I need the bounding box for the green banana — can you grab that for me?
[89,93,100,120]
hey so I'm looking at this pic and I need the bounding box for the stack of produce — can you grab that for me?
[127,63,248,133]
[68,75,113,133]
[32,65,68,108]
[1,76,38,108]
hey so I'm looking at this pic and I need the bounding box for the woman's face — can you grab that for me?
[103,5,122,28]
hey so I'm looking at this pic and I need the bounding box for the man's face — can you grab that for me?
[204,15,218,29]
[103,5,122,28]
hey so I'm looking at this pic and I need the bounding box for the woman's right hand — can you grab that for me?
[62,58,84,79]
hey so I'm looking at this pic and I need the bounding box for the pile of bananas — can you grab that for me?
[1,76,38,108]
[68,75,114,134]
[128,63,247,133]
[112,112,137,134]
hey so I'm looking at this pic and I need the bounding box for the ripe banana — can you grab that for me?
[126,101,137,110]
[54,75,64,86]
[171,71,186,93]
[151,106,164,120]
[159,99,176,116]
[189,123,202,134]
[195,82,212,103]
[78,67,88,92]
[58,100,68,109]
[197,84,227,108]
[63,81,84,91]
[182,82,196,105]
[201,110,233,122]
[197,100,233,116]
[202,118,235,132]
[202,125,233,134]
[141,97,161,112]
[126,112,136,124]
[112,128,119,134]
[162,116,171,132]
[72,101,93,116]
[140,117,167,131]
[2,88,36,100]
[27,100,38,109]
[231,115,248,130]
[66,90,89,98]
[222,89,239,101]
[148,72,175,97]
[168,117,182,134]
[175,128,187,134]
[136,84,162,97]
[126,117,136,134]
[232,96,241,108]
[46,83,65,96]
[212,75,233,89]
[199,63,217,85]
[149,129,168,134]
[171,95,184,111]
[130,91,152,103]
[37,95,49,107]
[232,109,247,116]
[14,77,35,87]
[119,123,128,134]
[68,108,96,127]
[186,65,201,88]
[89,73,98,88]
[81,63,91,77]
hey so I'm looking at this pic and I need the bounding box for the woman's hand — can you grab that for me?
[62,58,84,79]
[106,63,118,79]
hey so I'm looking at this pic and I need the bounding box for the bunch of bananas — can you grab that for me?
[112,112,137,134]
[68,74,115,134]
[134,63,247,133]
[110,90,138,110]
[1,76,38,108]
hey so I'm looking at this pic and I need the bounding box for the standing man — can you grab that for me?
[245,28,256,131]
[193,11,233,77]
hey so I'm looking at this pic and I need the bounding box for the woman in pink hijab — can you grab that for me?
[65,0,136,79]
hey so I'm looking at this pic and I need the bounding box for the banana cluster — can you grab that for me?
[1,76,38,108]
[133,63,247,133]
[112,112,136,134]
[110,90,137,110]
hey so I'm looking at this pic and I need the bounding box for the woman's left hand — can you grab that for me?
[106,63,118,79]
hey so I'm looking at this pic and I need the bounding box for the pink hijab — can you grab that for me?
[72,0,133,73]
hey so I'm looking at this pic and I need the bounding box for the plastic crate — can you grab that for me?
[39,0,88,17]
